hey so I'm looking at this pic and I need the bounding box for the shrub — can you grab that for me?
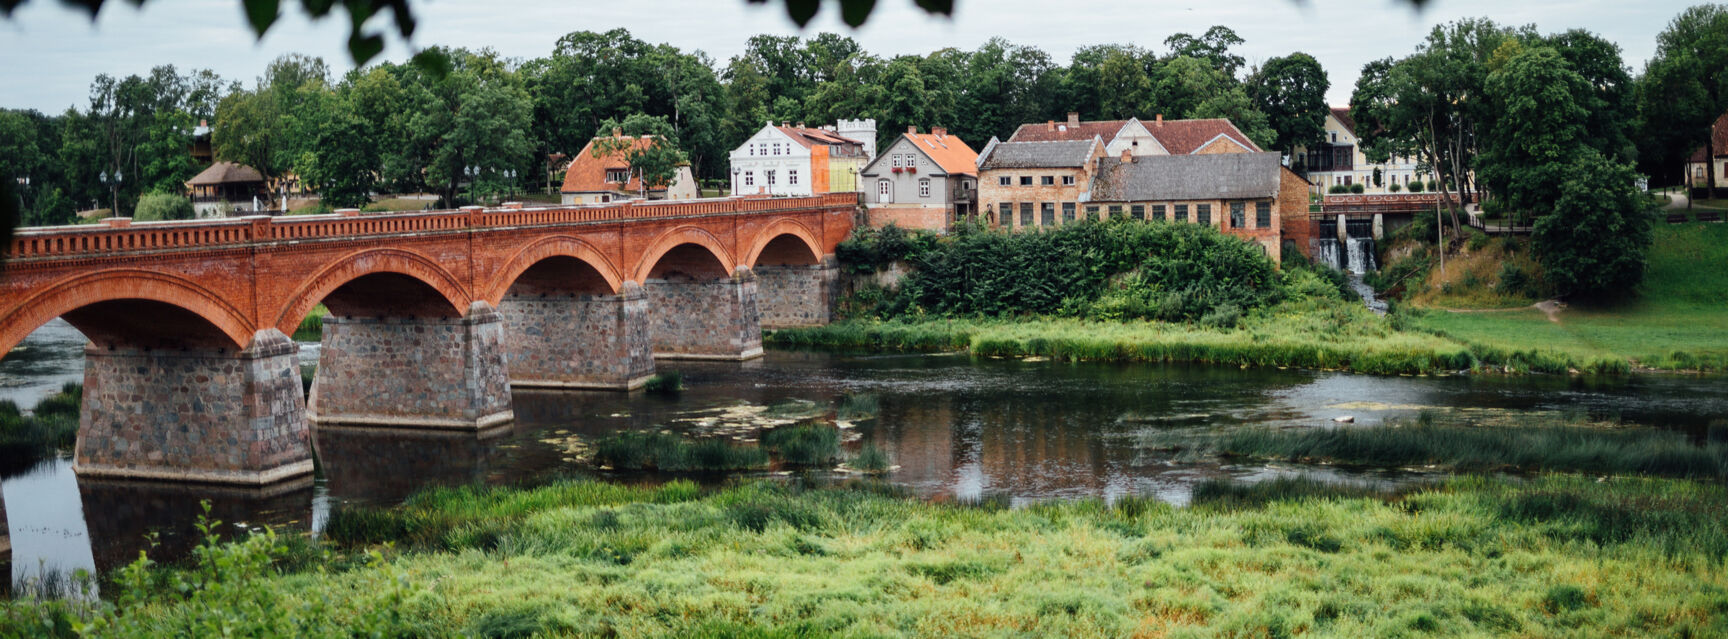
[1328,184,1349,194]
[1349,183,1365,194]
[1388,183,1402,193]
[1498,263,1530,296]
[1408,180,1425,193]
[133,191,196,221]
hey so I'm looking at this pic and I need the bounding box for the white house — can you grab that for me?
[728,119,875,196]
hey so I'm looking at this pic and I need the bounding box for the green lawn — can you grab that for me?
[1405,223,1728,371]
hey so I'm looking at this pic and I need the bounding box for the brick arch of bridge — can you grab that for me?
[483,235,627,304]
[270,248,472,336]
[0,269,256,355]
[742,218,824,267]
[631,225,738,283]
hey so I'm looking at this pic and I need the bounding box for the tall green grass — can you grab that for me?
[292,304,328,341]
[0,382,81,471]
[590,431,769,473]
[762,424,840,466]
[26,475,1728,638]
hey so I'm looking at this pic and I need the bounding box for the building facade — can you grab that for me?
[1009,112,1262,157]
[1296,107,1432,193]
[559,133,698,205]
[1684,112,1728,196]
[1089,150,1304,260]
[858,126,980,231]
[976,137,1106,230]
[728,120,875,197]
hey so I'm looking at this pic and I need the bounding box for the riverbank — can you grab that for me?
[7,473,1725,637]
[1398,224,1728,373]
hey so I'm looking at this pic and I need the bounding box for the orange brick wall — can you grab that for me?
[977,168,1092,229]
[866,205,951,231]
[1277,167,1315,261]
[811,146,832,194]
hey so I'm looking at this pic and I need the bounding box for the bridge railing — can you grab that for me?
[4,193,860,261]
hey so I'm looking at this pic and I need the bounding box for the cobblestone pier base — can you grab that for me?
[755,258,838,329]
[499,281,654,390]
[74,329,313,485]
[310,301,513,430]
[647,267,763,360]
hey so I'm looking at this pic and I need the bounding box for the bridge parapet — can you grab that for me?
[5,193,861,261]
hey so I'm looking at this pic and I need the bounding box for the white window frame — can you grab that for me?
[789,170,799,185]
[1062,175,1075,186]
[744,172,755,187]
[892,154,902,168]
[878,179,891,195]
[766,170,777,185]
[919,179,931,198]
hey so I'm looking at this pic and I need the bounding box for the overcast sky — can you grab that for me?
[0,0,1695,115]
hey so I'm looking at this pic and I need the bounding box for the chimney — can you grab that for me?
[1046,120,1055,132]
[1155,114,1163,127]
[781,121,791,128]
[1121,148,1133,163]
[933,126,946,138]
[796,121,805,128]
[1067,112,1080,128]
[613,127,623,138]
[907,125,917,135]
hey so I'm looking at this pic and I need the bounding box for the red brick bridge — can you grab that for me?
[0,194,857,485]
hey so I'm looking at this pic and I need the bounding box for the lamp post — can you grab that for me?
[504,169,517,199]
[464,165,479,205]
[731,167,740,196]
[100,169,122,217]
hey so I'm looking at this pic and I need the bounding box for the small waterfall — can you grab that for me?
[1345,237,1377,274]
[1315,239,1343,271]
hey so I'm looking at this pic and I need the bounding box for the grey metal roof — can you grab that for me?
[1091,152,1281,202]
[977,138,1099,169]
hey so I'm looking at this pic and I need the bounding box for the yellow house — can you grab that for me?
[1296,107,1435,193]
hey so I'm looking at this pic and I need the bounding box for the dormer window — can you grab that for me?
[606,169,628,183]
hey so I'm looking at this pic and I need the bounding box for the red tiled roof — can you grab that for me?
[1330,107,1357,137]
[776,125,866,149]
[903,131,979,176]
[1009,120,1128,144]
[1008,117,1262,154]
[1687,112,1728,162]
[561,135,663,194]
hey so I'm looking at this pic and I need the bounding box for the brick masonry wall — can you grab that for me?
[977,167,1092,230]
[864,205,950,231]
[76,328,310,483]
[757,263,837,328]
[1279,167,1316,260]
[646,272,763,359]
[499,284,654,389]
[311,303,512,428]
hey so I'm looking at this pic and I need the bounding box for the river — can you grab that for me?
[2,320,1725,593]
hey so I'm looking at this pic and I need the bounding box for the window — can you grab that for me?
[749,146,754,156]
[919,179,931,198]
[1108,205,1122,219]
[1152,204,1166,221]
[1022,202,1036,227]
[1040,202,1055,226]
[1330,132,1337,143]
[998,176,1012,186]
[606,169,628,183]
[766,170,777,186]
[1197,203,1211,226]
[1019,176,1034,186]
[744,172,755,186]
[1230,201,1245,228]
[1001,204,1014,227]
[789,170,799,185]
[1062,175,1075,186]
[773,144,781,156]
[892,154,902,168]
[1085,205,1099,221]
[1131,204,1144,221]
[1174,204,1188,222]
[1061,202,1075,223]
[1041,175,1055,186]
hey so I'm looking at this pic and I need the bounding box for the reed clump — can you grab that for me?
[590,431,769,472]
[0,382,81,471]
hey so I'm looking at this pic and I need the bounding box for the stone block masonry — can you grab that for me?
[75,328,312,485]
[647,268,764,360]
[756,260,838,329]
[310,302,513,430]
[500,282,655,390]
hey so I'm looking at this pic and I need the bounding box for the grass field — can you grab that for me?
[11,475,1726,638]
[1403,223,1728,372]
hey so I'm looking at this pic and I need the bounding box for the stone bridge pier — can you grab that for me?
[309,274,512,431]
[498,256,655,390]
[645,243,763,360]
[71,302,311,485]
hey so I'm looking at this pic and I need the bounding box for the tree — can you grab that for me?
[1532,152,1652,298]
[591,114,688,194]
[1248,52,1329,157]
[1480,46,1590,223]
[1097,49,1154,119]
[1164,26,1247,78]
[1638,5,1728,193]
[132,191,195,221]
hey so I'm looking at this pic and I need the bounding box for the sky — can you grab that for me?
[0,0,1697,115]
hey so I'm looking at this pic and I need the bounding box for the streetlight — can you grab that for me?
[464,165,480,204]
[100,169,123,216]
[731,167,740,196]
[504,169,517,199]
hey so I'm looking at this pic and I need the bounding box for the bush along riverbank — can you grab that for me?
[0,382,81,472]
[801,222,1484,375]
[8,473,1727,637]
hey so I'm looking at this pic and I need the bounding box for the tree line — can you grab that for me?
[2,25,1336,223]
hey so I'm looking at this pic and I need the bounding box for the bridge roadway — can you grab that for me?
[0,193,858,486]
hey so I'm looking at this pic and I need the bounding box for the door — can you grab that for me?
[877,179,894,204]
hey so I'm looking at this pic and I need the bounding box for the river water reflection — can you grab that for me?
[2,322,1725,591]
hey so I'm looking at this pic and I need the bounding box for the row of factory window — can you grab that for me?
[740,169,799,187]
[996,175,1077,187]
[990,201,1273,229]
